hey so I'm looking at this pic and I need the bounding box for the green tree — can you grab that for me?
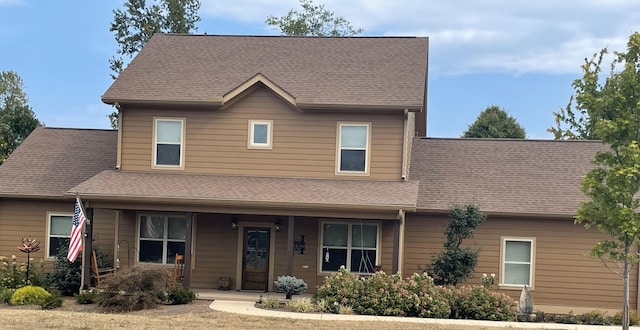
[426,204,486,286]
[548,50,607,140]
[564,32,640,330]
[109,0,201,128]
[0,71,40,164]
[266,0,363,36]
[462,105,526,138]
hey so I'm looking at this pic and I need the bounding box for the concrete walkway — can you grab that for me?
[197,289,640,330]
[208,300,640,330]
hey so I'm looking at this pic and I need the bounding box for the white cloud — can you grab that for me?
[200,0,640,76]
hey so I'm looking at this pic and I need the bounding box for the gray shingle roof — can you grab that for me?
[0,127,117,198]
[409,137,607,216]
[102,34,428,110]
[69,170,418,211]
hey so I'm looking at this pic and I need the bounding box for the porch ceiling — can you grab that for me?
[67,170,418,211]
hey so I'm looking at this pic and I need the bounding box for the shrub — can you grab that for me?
[97,267,166,312]
[555,312,578,324]
[10,285,51,306]
[316,266,364,312]
[313,298,330,313]
[612,311,639,326]
[274,275,307,299]
[317,269,450,318]
[355,271,403,316]
[0,287,15,304]
[286,298,315,312]
[41,290,63,310]
[576,310,613,325]
[449,285,518,321]
[0,255,46,289]
[166,286,196,305]
[75,290,99,304]
[403,272,450,318]
[262,296,279,309]
[338,304,354,314]
[425,204,486,285]
[45,246,81,296]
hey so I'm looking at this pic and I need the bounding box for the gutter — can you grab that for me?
[412,207,579,219]
[103,97,422,113]
[401,109,409,181]
[62,192,417,214]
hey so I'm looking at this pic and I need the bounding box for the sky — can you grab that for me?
[1,0,639,139]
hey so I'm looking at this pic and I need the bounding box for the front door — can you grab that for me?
[242,227,270,291]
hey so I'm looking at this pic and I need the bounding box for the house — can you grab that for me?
[0,34,634,315]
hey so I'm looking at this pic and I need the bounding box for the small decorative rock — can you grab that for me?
[519,285,534,315]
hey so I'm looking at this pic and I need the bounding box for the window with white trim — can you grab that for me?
[153,118,184,167]
[138,214,186,264]
[337,123,370,173]
[501,237,534,287]
[320,222,379,274]
[248,120,272,149]
[47,213,72,258]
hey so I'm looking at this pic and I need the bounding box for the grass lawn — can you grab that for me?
[0,299,537,329]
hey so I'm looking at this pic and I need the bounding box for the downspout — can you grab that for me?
[115,102,122,170]
[398,209,406,275]
[401,109,409,181]
[114,210,120,270]
[637,244,640,316]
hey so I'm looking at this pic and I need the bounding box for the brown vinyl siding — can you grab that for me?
[0,200,115,266]
[189,213,239,289]
[92,208,116,262]
[120,86,403,179]
[404,214,637,312]
[115,210,136,269]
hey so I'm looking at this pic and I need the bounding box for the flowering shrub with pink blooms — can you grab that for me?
[446,285,518,321]
[315,266,364,311]
[316,267,450,318]
[316,267,516,320]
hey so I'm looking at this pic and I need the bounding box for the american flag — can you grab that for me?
[67,197,87,262]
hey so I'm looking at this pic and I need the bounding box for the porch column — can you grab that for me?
[183,212,193,287]
[82,207,94,290]
[287,216,294,275]
[392,219,400,274]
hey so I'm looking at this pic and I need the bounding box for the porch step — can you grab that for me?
[194,288,312,302]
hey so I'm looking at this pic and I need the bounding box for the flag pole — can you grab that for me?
[69,193,90,292]
[78,192,85,292]
[80,228,85,291]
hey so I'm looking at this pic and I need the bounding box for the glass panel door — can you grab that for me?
[242,227,270,291]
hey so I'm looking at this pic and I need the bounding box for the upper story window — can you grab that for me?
[337,123,370,174]
[248,120,273,149]
[47,213,72,258]
[500,237,535,288]
[153,118,185,168]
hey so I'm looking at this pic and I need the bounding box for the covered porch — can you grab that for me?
[69,170,418,292]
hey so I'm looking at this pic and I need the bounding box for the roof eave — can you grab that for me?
[63,192,416,213]
[297,102,423,112]
[412,207,576,219]
[101,97,224,108]
[0,193,72,200]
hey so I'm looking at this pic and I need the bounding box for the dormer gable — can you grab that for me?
[221,73,297,110]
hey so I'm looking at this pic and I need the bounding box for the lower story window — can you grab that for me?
[138,214,186,264]
[321,222,379,274]
[501,237,534,287]
[47,213,72,258]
